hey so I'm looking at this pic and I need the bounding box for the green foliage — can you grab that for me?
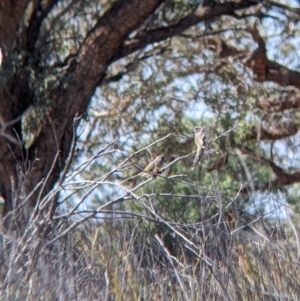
[3,0,300,299]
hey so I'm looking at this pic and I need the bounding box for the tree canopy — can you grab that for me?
[1,0,300,299]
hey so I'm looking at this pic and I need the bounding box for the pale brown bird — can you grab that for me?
[191,127,206,170]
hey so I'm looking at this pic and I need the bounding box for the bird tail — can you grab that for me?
[191,150,204,170]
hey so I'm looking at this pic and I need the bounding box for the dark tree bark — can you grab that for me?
[0,0,166,220]
[0,0,263,226]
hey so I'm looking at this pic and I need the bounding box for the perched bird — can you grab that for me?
[122,155,166,184]
[191,127,206,170]
[143,155,166,177]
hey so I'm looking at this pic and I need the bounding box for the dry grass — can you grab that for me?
[1,213,299,301]
[0,147,298,300]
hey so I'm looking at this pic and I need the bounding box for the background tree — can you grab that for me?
[1,0,300,299]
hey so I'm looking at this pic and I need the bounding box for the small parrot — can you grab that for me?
[123,155,166,184]
[191,126,206,170]
[143,155,166,176]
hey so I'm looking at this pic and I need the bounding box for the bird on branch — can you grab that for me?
[122,155,166,184]
[191,127,206,170]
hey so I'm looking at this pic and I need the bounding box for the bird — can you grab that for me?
[122,155,166,184]
[142,155,166,177]
[191,127,206,170]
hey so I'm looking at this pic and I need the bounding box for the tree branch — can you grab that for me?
[238,147,300,193]
[24,0,59,52]
[245,121,298,141]
[207,35,300,88]
[22,0,164,210]
[112,0,259,62]
[256,89,300,112]
[238,147,286,177]
[0,0,31,48]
